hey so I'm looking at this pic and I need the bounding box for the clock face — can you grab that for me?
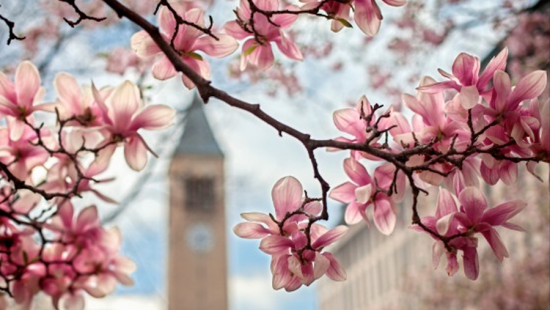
[186,223,214,254]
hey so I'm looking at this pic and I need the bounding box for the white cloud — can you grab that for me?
[229,274,278,310]
[85,295,167,310]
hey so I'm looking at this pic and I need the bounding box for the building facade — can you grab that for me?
[317,165,549,310]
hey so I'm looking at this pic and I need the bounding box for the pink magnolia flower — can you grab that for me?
[329,157,403,235]
[50,72,105,126]
[131,7,238,88]
[73,227,136,298]
[234,176,347,291]
[484,70,547,148]
[0,61,50,140]
[0,119,50,180]
[92,80,175,171]
[332,95,386,160]
[400,76,469,147]
[224,0,303,71]
[47,203,104,247]
[454,187,526,262]
[419,48,508,109]
[412,187,463,277]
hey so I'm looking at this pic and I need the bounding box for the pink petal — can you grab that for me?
[459,85,480,109]
[481,200,526,226]
[480,161,499,185]
[224,21,251,40]
[481,228,509,262]
[382,0,406,6]
[451,52,480,86]
[304,201,322,216]
[436,213,455,236]
[194,34,238,58]
[130,104,175,131]
[344,157,372,185]
[313,252,330,280]
[508,70,547,109]
[323,252,346,281]
[158,7,177,35]
[272,176,303,219]
[492,70,511,112]
[287,255,304,280]
[372,195,396,235]
[333,108,365,140]
[274,33,303,61]
[344,201,366,225]
[76,205,99,229]
[152,56,178,80]
[499,160,517,185]
[458,187,487,224]
[260,235,293,254]
[446,252,459,276]
[15,61,41,109]
[435,187,458,218]
[233,222,271,239]
[108,81,141,129]
[272,255,292,290]
[402,93,432,125]
[54,72,82,115]
[248,44,275,71]
[130,31,161,58]
[124,135,148,171]
[502,222,526,232]
[462,246,479,280]
[329,182,357,203]
[354,184,372,204]
[432,241,445,269]
[312,225,348,249]
[478,47,508,89]
[354,0,382,36]
[272,8,299,28]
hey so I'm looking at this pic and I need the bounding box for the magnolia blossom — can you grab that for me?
[419,48,508,109]
[331,95,385,160]
[329,157,404,235]
[225,0,303,71]
[92,80,175,171]
[131,6,238,88]
[0,61,49,140]
[234,176,347,290]
[302,0,406,36]
[414,187,526,280]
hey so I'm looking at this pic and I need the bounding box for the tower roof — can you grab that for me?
[174,94,223,157]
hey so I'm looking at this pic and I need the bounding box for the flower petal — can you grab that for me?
[124,135,148,171]
[233,222,271,239]
[130,31,161,58]
[130,104,175,131]
[272,176,303,219]
[372,195,396,235]
[312,225,348,249]
[15,61,41,109]
[458,187,487,224]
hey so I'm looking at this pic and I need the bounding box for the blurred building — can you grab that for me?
[317,165,549,310]
[168,95,228,310]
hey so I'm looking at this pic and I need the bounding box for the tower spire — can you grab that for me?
[174,93,223,157]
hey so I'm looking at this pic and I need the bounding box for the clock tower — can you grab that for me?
[168,95,227,310]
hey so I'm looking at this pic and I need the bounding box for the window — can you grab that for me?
[185,177,215,211]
